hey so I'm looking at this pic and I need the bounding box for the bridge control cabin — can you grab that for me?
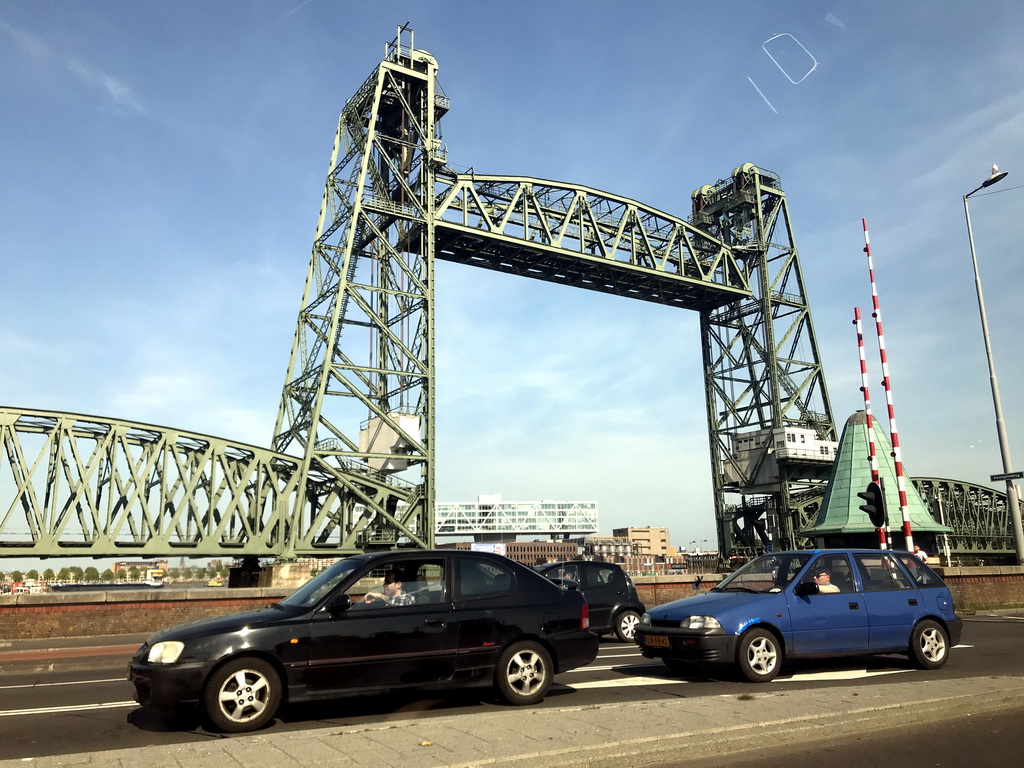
[724,427,838,493]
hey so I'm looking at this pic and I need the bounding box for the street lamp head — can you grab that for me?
[982,164,1008,188]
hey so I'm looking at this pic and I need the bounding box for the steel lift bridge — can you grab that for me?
[0,29,838,562]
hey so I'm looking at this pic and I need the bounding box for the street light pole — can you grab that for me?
[963,166,1024,566]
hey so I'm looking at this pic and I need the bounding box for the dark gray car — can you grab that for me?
[535,561,646,642]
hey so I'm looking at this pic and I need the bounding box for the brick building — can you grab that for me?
[612,527,672,557]
[439,540,579,567]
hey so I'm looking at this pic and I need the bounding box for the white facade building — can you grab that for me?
[435,494,598,538]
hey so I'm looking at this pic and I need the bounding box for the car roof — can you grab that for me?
[343,549,532,565]
[764,549,915,556]
[535,561,623,569]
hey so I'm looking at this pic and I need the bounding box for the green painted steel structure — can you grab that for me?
[0,28,1016,560]
[803,411,952,543]
[0,408,301,557]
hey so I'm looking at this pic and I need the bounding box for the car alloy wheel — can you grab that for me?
[910,619,949,670]
[495,641,552,705]
[615,610,641,642]
[738,627,782,682]
[203,657,282,733]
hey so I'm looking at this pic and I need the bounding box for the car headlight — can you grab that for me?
[147,641,184,664]
[640,612,652,625]
[680,615,722,630]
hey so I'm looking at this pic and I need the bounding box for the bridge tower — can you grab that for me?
[274,27,446,551]
[693,164,837,555]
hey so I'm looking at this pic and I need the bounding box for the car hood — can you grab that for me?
[648,589,784,626]
[147,604,300,644]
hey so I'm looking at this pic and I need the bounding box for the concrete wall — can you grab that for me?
[1,568,1021,641]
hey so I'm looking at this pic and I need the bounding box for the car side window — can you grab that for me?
[558,564,580,583]
[343,558,445,608]
[458,558,513,599]
[895,554,943,587]
[590,565,618,588]
[854,553,914,591]
[800,555,852,593]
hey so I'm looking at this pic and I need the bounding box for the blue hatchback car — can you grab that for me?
[635,549,963,682]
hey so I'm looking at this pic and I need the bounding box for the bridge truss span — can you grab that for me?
[913,477,1018,555]
[431,174,752,310]
[0,407,301,557]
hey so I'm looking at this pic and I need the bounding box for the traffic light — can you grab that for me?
[857,481,886,529]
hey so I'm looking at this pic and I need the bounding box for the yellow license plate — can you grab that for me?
[646,634,670,648]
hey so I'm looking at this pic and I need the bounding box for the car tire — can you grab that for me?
[202,656,282,733]
[909,619,949,670]
[737,627,782,682]
[495,641,552,706]
[614,610,641,643]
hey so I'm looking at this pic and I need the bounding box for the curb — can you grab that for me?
[533,684,1024,768]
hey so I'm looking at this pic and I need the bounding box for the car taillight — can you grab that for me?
[580,601,590,630]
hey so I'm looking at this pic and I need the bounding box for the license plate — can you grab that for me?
[645,634,670,648]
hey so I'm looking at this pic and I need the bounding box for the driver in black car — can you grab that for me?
[361,570,417,606]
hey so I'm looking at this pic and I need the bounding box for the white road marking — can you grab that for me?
[772,668,910,682]
[558,675,689,689]
[0,678,125,691]
[582,663,661,673]
[0,701,136,717]
[563,667,915,688]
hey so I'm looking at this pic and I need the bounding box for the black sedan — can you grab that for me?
[128,550,598,732]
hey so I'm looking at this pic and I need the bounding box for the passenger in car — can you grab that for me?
[361,571,417,606]
[811,567,840,593]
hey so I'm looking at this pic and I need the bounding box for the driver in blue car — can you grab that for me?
[811,567,840,593]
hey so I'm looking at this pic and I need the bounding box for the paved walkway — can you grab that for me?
[3,638,1024,767]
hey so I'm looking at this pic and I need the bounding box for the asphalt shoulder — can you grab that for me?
[0,633,149,674]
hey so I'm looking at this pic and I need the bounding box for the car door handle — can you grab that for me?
[907,599,918,606]
[423,619,447,629]
[848,602,860,610]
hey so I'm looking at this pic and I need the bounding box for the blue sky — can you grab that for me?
[2,1,1024,569]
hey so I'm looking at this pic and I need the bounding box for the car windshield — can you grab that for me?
[278,558,363,608]
[715,553,812,593]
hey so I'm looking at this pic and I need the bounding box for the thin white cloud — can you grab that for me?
[275,0,315,24]
[66,57,146,114]
[0,17,145,114]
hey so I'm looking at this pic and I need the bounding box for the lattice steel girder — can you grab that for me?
[913,477,1019,553]
[0,407,301,557]
[430,174,753,311]
[699,165,836,555]
[724,478,1021,557]
[273,31,440,551]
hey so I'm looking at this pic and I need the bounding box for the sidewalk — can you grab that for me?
[3,638,1024,767]
[4,675,1024,768]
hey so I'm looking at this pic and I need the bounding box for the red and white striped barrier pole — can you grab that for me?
[854,307,887,549]
[863,218,913,551]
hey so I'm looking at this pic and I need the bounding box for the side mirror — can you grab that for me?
[794,581,819,597]
[325,593,353,616]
